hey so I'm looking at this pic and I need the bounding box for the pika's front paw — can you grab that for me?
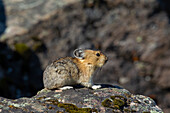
[59,86,73,90]
[92,85,101,90]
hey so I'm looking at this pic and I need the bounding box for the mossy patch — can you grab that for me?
[14,43,31,59]
[48,106,55,110]
[40,97,97,112]
[101,98,113,107]
[31,36,46,52]
[124,108,131,112]
[102,95,128,111]
[111,95,126,107]
[58,103,97,113]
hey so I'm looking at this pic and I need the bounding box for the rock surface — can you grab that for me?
[2,0,81,38]
[0,86,163,113]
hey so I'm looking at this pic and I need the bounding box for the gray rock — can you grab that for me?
[2,0,81,39]
[0,86,163,113]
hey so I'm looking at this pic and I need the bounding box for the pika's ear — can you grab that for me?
[73,49,85,59]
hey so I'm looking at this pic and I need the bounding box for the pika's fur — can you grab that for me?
[43,49,107,89]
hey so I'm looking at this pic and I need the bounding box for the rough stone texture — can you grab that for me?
[0,86,163,113]
[2,0,81,38]
[0,0,170,112]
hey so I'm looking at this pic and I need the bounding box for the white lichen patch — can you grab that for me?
[37,88,51,95]
[31,104,45,112]
[44,97,51,100]
[151,110,163,113]
[54,94,61,98]
[8,101,21,108]
[130,102,136,107]
[130,102,139,111]
[58,99,65,103]
[7,101,30,108]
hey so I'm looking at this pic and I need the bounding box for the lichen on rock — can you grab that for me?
[0,86,163,113]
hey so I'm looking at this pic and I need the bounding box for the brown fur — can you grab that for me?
[43,49,107,89]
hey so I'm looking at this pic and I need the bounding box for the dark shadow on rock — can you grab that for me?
[99,84,124,89]
[148,0,170,23]
[0,0,6,36]
[0,42,43,99]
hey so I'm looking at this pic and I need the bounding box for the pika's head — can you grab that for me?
[73,49,108,67]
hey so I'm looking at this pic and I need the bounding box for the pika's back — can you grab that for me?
[43,57,79,89]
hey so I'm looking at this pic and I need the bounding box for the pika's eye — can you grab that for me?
[96,53,100,57]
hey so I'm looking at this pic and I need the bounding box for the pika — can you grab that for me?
[43,49,107,90]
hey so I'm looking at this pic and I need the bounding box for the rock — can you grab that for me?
[0,86,163,113]
[1,0,81,39]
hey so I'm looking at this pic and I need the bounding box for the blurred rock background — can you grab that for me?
[0,0,170,112]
